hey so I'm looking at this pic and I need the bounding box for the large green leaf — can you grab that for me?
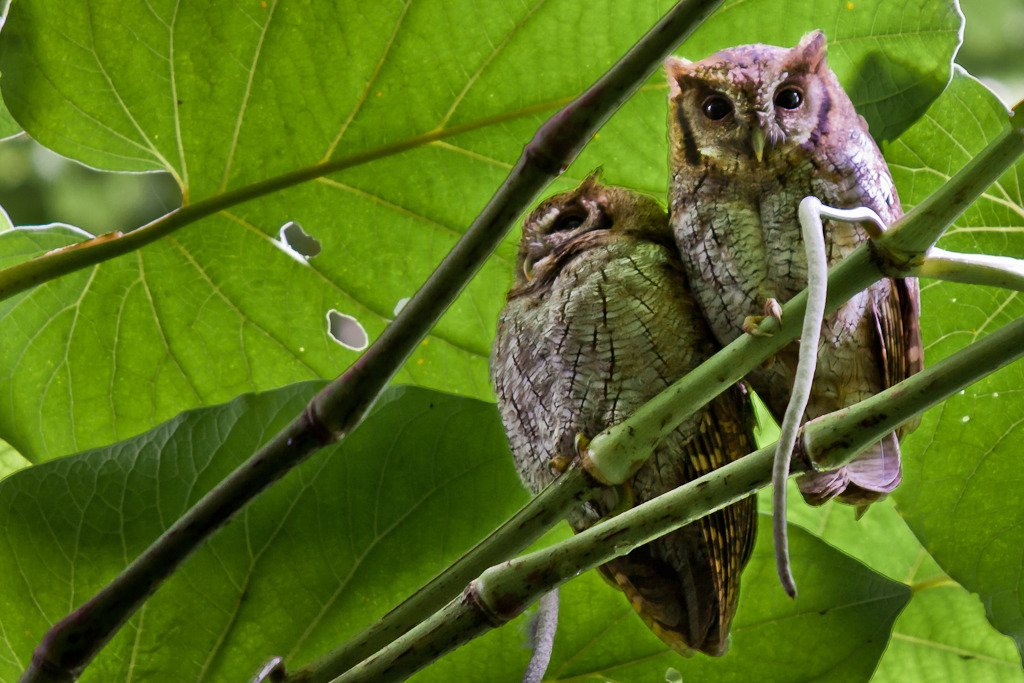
[537,516,909,683]
[0,107,20,139]
[0,0,962,463]
[0,383,533,681]
[875,585,1024,683]
[0,437,28,480]
[767,484,1023,680]
[885,70,1024,656]
[0,383,910,682]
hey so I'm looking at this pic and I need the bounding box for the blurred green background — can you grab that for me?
[0,0,1019,236]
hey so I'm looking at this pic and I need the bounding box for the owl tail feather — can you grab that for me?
[593,533,734,657]
[796,431,902,506]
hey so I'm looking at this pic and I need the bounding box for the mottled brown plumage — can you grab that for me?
[665,31,923,507]
[491,173,757,655]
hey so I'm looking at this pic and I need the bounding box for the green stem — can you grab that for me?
[881,123,1024,261]
[18,0,729,680]
[339,312,1024,683]
[585,246,881,484]
[0,100,575,303]
[286,468,591,683]
[585,117,1024,485]
[803,313,1024,469]
[338,443,779,683]
[914,248,1024,291]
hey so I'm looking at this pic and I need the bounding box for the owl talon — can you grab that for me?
[547,455,573,475]
[765,298,783,326]
[608,482,635,517]
[742,315,773,337]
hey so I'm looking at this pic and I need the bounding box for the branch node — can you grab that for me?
[305,391,345,445]
[465,579,518,627]
[522,125,570,177]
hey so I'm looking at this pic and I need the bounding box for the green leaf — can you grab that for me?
[536,515,909,682]
[875,585,1024,683]
[886,69,1024,655]
[765,483,1023,680]
[0,0,962,462]
[0,383,534,681]
[0,381,912,682]
[0,105,21,139]
[0,437,29,480]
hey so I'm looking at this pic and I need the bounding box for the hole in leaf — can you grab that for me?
[327,310,368,351]
[275,221,321,262]
[394,297,411,316]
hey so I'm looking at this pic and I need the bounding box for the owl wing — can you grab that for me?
[812,275,921,506]
[596,386,758,656]
[551,238,716,528]
[495,234,757,656]
[582,247,757,657]
[858,147,924,430]
[492,236,706,500]
[872,275,924,430]
[799,139,925,504]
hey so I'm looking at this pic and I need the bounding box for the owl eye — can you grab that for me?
[702,95,733,121]
[552,212,586,232]
[774,87,803,110]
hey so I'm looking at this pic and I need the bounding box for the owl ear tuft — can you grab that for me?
[581,168,604,192]
[664,56,692,98]
[795,30,827,70]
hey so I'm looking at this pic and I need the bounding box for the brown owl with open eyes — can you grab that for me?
[665,31,923,507]
[491,173,757,655]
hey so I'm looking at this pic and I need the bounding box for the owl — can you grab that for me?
[491,173,758,656]
[665,31,923,506]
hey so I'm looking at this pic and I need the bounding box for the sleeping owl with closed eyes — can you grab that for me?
[492,173,757,655]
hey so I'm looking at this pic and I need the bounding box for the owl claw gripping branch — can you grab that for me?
[665,31,923,507]
[492,173,758,656]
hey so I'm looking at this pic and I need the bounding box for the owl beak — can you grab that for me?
[750,128,766,163]
[522,257,535,283]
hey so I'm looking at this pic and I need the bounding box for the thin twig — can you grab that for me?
[338,311,1024,683]
[913,248,1024,291]
[284,468,591,683]
[17,1,729,681]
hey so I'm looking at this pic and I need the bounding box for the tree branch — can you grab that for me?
[285,467,592,683]
[879,122,1024,262]
[584,115,1024,485]
[913,248,1024,291]
[17,0,729,680]
[294,113,1024,683]
[337,311,1024,683]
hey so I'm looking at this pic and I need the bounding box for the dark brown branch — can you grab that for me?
[18,0,727,680]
